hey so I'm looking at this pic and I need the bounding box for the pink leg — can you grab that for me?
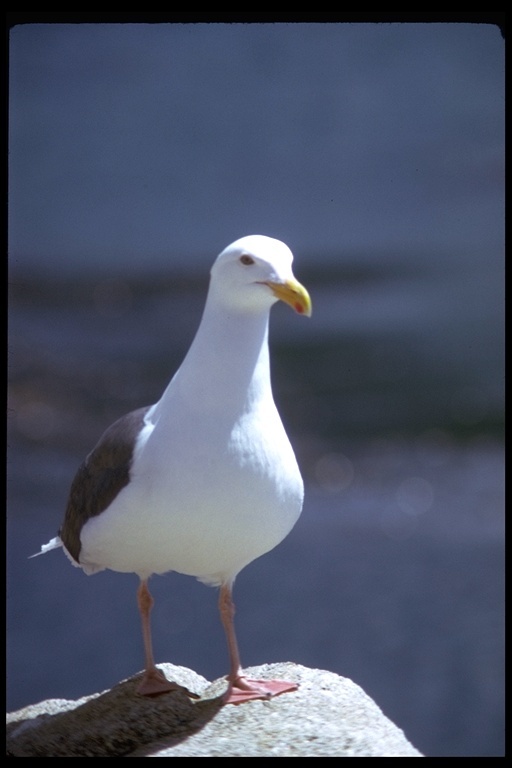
[219,583,298,705]
[136,579,198,698]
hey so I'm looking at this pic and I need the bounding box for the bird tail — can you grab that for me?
[28,536,63,559]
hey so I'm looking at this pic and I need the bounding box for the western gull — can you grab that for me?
[33,234,312,704]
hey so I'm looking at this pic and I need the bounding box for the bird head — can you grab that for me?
[210,235,312,317]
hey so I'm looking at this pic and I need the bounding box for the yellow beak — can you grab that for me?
[265,278,312,317]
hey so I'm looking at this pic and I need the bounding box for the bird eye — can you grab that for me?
[240,254,255,266]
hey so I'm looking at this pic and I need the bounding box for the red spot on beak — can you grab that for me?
[295,303,304,314]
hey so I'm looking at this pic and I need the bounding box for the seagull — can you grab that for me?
[33,235,312,704]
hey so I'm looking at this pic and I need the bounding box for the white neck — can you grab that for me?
[156,296,273,420]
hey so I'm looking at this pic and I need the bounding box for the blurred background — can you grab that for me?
[7,22,504,757]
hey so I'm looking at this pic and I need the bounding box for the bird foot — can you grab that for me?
[137,667,200,698]
[223,676,298,705]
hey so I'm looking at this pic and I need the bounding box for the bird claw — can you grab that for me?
[223,676,298,704]
[137,667,200,698]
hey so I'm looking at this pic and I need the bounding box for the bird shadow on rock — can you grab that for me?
[6,665,224,757]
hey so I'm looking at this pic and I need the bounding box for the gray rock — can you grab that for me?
[6,663,423,757]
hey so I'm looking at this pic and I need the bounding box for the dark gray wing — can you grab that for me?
[60,406,151,561]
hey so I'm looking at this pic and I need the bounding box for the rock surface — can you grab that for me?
[6,663,423,757]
